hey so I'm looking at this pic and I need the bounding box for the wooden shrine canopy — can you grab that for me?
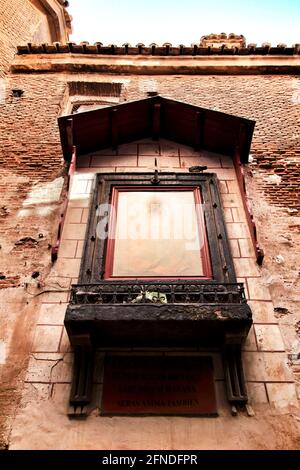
[58,96,255,164]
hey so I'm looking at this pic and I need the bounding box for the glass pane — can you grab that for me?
[111,190,207,277]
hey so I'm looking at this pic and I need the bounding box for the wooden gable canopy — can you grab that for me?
[58,96,255,164]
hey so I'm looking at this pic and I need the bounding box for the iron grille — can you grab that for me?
[70,281,246,305]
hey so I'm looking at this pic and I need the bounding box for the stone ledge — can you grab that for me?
[11,54,300,75]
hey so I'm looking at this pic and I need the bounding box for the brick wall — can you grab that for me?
[2,74,300,189]
[8,140,300,449]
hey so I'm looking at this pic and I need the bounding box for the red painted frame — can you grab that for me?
[104,186,212,280]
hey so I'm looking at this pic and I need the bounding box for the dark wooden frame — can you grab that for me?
[79,172,237,285]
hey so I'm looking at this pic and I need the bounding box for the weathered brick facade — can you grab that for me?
[0,0,70,77]
[1,0,41,76]
[0,2,299,450]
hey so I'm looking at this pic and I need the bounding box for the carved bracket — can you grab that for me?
[234,127,264,265]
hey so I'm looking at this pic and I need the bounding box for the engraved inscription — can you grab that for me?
[101,356,217,416]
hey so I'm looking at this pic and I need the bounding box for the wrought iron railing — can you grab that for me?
[70,281,246,305]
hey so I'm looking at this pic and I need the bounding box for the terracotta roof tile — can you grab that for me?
[17,42,300,56]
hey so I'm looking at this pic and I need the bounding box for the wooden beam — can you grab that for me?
[194,110,204,150]
[111,108,118,150]
[58,116,73,162]
[152,103,161,141]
